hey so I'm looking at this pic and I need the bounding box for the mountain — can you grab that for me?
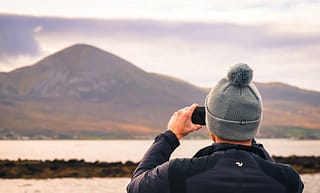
[0,44,206,139]
[255,82,320,138]
[257,82,320,107]
[0,44,319,139]
[1,44,205,102]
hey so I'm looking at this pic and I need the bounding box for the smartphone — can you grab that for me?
[191,107,206,125]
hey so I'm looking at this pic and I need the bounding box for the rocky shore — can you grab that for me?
[0,156,319,179]
[0,159,137,179]
[273,156,320,174]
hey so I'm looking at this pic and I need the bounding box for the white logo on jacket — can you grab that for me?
[235,161,243,167]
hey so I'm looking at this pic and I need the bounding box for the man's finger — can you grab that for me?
[187,103,198,114]
[190,125,202,132]
[180,106,189,112]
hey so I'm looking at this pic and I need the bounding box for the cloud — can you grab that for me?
[0,14,319,91]
[2,14,320,53]
[1,0,320,24]
[0,15,41,59]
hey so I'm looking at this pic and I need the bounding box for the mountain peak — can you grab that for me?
[39,44,139,70]
[61,43,113,57]
[4,44,148,98]
[67,43,100,49]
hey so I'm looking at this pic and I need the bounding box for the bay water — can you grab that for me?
[0,139,319,193]
[1,139,320,162]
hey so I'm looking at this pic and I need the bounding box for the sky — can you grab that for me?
[0,0,320,91]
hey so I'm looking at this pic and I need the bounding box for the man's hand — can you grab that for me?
[167,104,202,140]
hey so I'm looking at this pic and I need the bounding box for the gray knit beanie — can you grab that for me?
[205,63,263,141]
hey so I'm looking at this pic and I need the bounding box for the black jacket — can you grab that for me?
[127,130,304,193]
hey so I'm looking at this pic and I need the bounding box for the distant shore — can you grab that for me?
[0,156,319,179]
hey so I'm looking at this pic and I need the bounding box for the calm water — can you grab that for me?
[0,139,319,193]
[0,175,319,193]
[1,139,320,162]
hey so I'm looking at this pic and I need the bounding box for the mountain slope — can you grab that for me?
[0,44,207,138]
[0,44,205,104]
[0,44,319,139]
[257,82,320,107]
[255,82,320,138]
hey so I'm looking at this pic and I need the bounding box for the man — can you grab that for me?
[127,63,304,193]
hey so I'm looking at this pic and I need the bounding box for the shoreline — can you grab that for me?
[0,159,137,179]
[0,156,319,179]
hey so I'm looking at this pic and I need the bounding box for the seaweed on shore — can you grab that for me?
[0,156,319,179]
[0,159,138,179]
[273,156,320,174]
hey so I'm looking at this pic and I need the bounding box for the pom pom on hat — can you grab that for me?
[227,63,253,87]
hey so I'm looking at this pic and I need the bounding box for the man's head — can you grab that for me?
[205,63,263,142]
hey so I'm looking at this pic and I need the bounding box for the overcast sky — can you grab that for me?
[1,0,320,91]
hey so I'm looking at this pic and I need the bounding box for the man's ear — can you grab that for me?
[210,133,216,142]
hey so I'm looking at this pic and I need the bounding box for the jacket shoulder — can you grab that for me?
[168,154,223,193]
[279,163,304,193]
[169,153,222,177]
[253,156,304,193]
